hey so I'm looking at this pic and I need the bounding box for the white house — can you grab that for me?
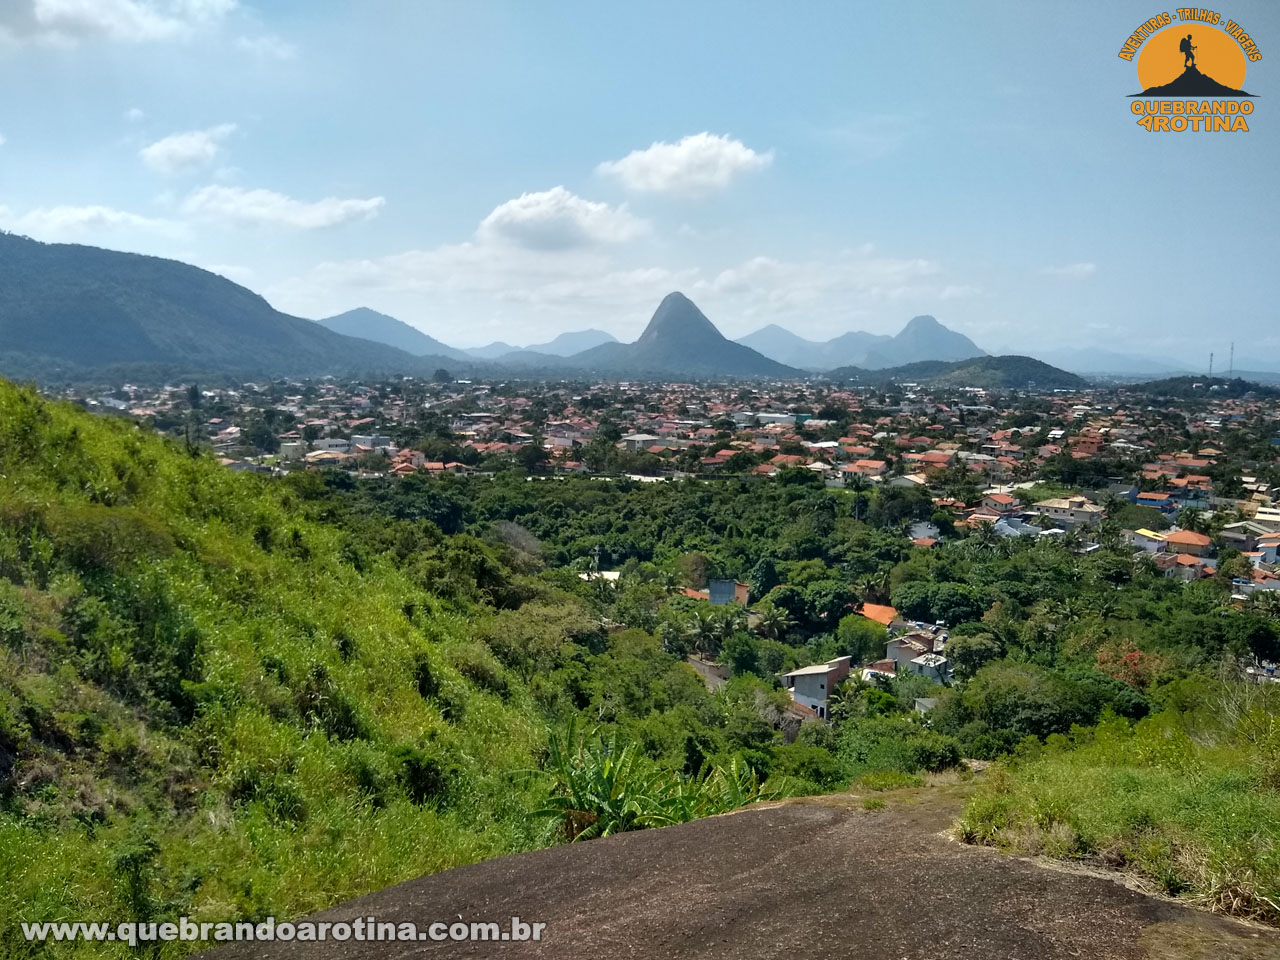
[311,437,351,454]
[1033,496,1104,529]
[909,653,950,683]
[781,656,852,720]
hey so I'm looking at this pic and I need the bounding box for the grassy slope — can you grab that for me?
[0,381,551,956]
[957,703,1280,924]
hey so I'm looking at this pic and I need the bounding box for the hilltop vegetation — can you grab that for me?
[0,381,795,957]
[827,355,1087,390]
[1127,375,1279,400]
[0,233,426,380]
[4,379,1280,952]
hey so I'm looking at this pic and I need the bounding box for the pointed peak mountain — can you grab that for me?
[902,315,945,332]
[565,292,798,378]
[637,291,723,346]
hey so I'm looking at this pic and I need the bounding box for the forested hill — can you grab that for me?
[0,377,551,944]
[0,379,794,953]
[0,232,443,379]
[1127,375,1279,400]
[827,355,1088,390]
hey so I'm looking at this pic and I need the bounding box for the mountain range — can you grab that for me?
[0,232,446,380]
[463,329,617,359]
[2,231,1231,386]
[736,315,985,370]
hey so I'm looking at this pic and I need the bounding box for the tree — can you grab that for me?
[804,579,858,627]
[1177,507,1206,533]
[678,553,710,589]
[946,632,1003,680]
[748,557,781,598]
[836,613,888,664]
[432,368,453,383]
[753,605,794,641]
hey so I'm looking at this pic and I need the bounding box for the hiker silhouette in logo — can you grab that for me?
[1180,33,1196,68]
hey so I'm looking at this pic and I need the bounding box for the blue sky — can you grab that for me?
[0,1,1276,361]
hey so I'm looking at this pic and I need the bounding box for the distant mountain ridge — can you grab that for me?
[464,341,521,360]
[737,315,985,370]
[525,329,617,356]
[317,308,469,361]
[0,232,438,379]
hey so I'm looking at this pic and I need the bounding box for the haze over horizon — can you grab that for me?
[1,1,1276,364]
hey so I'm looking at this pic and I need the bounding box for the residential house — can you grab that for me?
[1163,529,1214,558]
[981,492,1021,514]
[781,657,852,720]
[1033,496,1104,529]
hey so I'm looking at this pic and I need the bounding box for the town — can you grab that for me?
[75,371,1280,718]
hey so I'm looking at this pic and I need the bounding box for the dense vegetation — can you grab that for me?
[0,232,426,379]
[958,677,1280,923]
[827,355,1089,390]
[1126,375,1280,400]
[4,380,1280,954]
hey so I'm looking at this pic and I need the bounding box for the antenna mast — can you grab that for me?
[1229,342,1234,377]
[1209,352,1214,378]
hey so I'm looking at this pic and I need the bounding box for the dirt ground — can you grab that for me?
[204,780,1280,959]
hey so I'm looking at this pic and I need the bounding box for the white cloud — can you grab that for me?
[0,202,179,241]
[696,251,939,305]
[265,234,953,346]
[124,107,145,122]
[1042,262,1097,278]
[180,184,385,229]
[597,132,773,195]
[940,283,982,300]
[235,33,296,60]
[140,123,236,174]
[0,0,236,46]
[476,186,646,250]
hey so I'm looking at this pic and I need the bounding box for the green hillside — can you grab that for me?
[0,233,429,380]
[1127,375,1279,400]
[0,381,796,957]
[0,380,548,954]
[828,355,1088,390]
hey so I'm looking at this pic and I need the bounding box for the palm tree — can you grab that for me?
[1177,507,1205,533]
[754,606,793,641]
[972,519,1000,549]
[1090,593,1119,620]
[858,570,890,605]
[1101,492,1127,517]
[846,472,870,521]
[684,610,720,659]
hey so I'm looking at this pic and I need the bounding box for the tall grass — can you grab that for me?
[956,696,1280,925]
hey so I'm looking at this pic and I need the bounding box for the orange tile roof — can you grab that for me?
[860,603,898,626]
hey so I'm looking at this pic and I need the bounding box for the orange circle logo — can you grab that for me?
[1133,24,1252,96]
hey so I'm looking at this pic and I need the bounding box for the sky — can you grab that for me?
[0,1,1277,363]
